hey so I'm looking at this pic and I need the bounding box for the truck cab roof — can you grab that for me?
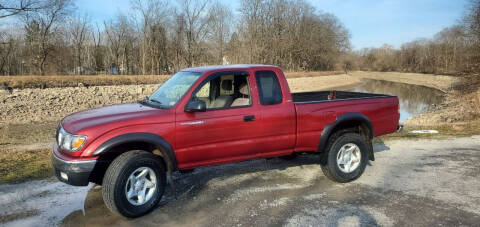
[182,64,281,73]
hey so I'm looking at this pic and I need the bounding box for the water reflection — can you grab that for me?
[338,79,444,122]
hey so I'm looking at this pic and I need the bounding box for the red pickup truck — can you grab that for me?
[52,65,400,217]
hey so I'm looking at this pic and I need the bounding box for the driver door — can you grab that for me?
[174,71,262,169]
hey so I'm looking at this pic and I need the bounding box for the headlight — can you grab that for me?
[57,126,87,152]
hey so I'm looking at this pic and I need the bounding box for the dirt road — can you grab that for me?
[1,135,479,226]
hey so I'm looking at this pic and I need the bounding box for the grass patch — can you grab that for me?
[0,122,57,148]
[377,120,480,142]
[0,149,53,184]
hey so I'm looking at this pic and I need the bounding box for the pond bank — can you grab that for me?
[349,71,460,92]
[347,71,479,129]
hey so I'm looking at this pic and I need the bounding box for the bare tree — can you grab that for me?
[236,0,350,70]
[69,14,91,74]
[178,0,213,67]
[208,1,232,64]
[104,13,136,74]
[131,0,171,74]
[0,0,51,18]
[88,23,102,73]
[464,0,480,41]
[171,14,186,72]
[23,0,73,75]
[0,33,20,75]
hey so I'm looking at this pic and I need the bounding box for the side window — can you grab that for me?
[196,81,210,98]
[192,73,251,110]
[255,71,283,105]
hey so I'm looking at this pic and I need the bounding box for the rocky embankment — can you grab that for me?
[0,85,158,124]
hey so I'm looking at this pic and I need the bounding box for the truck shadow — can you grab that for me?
[373,140,390,154]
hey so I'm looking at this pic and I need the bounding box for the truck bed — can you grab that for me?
[292,91,393,103]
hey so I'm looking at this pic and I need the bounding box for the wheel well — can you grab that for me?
[329,120,372,143]
[319,120,374,164]
[89,141,168,185]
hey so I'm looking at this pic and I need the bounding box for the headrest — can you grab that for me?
[239,83,249,95]
[221,80,232,90]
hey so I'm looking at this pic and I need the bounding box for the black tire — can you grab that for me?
[279,153,298,160]
[102,150,166,218]
[320,133,368,183]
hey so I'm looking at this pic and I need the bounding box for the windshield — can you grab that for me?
[147,71,202,108]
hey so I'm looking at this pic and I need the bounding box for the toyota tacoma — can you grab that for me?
[52,65,400,217]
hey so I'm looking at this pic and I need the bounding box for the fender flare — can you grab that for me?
[93,133,178,171]
[317,113,375,161]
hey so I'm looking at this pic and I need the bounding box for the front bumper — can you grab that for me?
[51,143,96,186]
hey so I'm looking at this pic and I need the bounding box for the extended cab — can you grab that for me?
[52,65,400,217]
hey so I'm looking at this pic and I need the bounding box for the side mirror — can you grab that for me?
[185,100,206,112]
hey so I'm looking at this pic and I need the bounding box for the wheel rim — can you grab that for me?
[336,143,362,173]
[125,167,157,206]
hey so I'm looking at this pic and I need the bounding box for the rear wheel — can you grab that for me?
[102,150,166,218]
[320,133,368,183]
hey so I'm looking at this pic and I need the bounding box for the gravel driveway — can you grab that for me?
[1,135,480,226]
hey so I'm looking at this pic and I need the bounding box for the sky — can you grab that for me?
[77,0,468,50]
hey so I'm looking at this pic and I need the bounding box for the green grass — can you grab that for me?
[0,149,53,184]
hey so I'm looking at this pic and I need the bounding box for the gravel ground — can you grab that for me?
[1,136,479,226]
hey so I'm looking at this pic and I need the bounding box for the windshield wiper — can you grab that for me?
[148,99,162,105]
[139,97,165,109]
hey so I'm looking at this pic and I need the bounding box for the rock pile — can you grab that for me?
[0,84,159,124]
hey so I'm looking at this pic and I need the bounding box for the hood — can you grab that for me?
[61,103,172,135]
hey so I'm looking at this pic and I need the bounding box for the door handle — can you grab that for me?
[243,115,255,122]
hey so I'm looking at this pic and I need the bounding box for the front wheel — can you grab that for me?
[102,150,166,218]
[320,133,368,183]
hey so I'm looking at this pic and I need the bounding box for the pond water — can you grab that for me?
[335,79,445,122]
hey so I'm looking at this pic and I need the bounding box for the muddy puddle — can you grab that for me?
[336,79,445,122]
[0,178,92,227]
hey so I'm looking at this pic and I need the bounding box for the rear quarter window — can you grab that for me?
[255,71,283,105]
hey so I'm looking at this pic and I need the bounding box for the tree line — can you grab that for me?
[1,0,479,76]
[0,0,350,75]
[350,0,480,74]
